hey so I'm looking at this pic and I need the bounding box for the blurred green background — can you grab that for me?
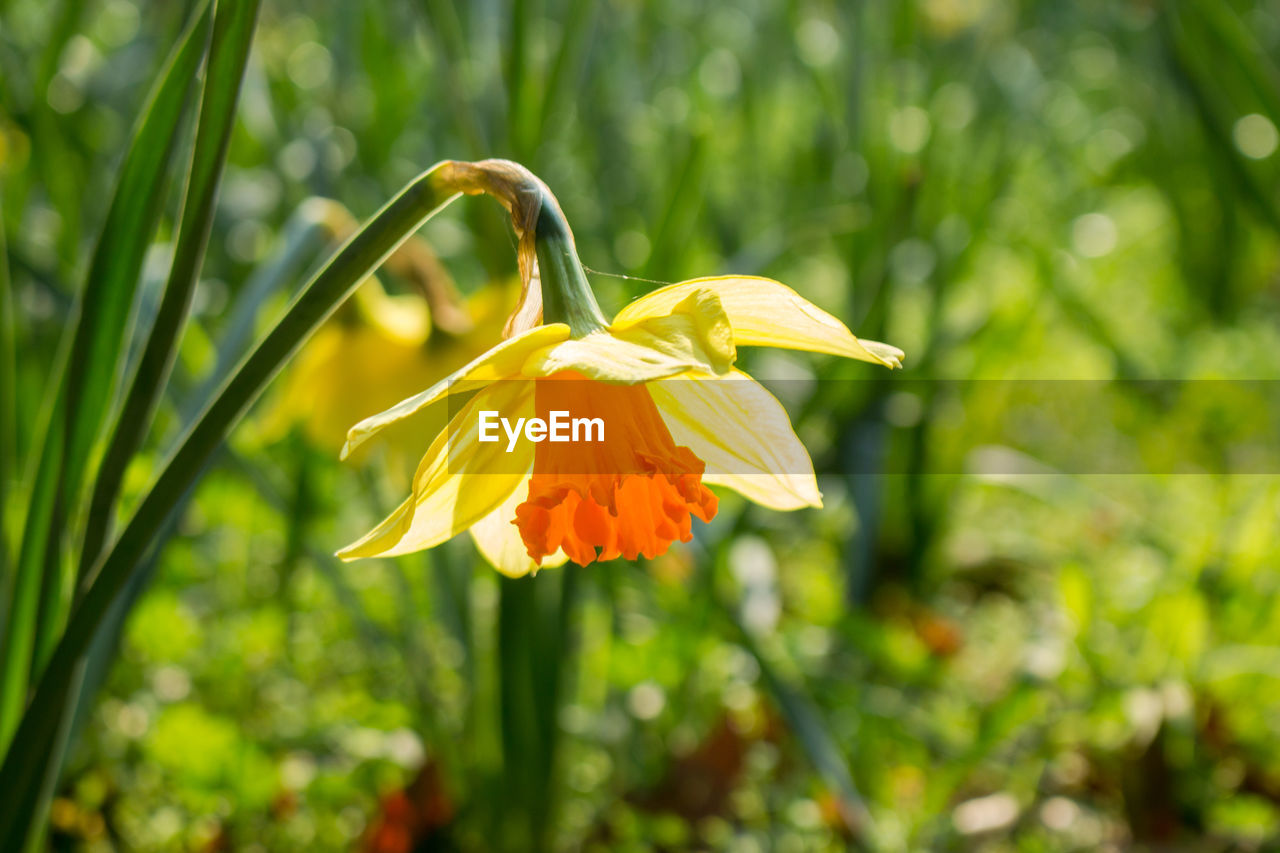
[6,0,1280,849]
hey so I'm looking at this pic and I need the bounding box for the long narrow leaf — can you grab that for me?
[0,0,211,754]
[1164,7,1280,236]
[504,0,533,157]
[63,202,354,751]
[193,203,340,404]
[0,163,465,846]
[534,0,595,151]
[5,4,262,845]
[0,198,14,583]
[728,608,876,845]
[0,403,61,749]
[58,212,349,848]
[59,0,213,499]
[78,0,260,588]
[30,0,91,270]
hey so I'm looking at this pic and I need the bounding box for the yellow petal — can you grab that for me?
[521,331,697,382]
[341,323,570,459]
[523,289,737,382]
[470,479,569,578]
[648,369,822,510]
[337,383,532,559]
[612,275,904,368]
[612,288,736,373]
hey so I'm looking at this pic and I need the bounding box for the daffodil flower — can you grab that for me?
[336,161,902,577]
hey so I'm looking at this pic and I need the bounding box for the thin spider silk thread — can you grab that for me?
[498,225,675,288]
[581,266,674,288]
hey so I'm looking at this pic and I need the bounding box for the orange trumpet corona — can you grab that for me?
[514,373,718,566]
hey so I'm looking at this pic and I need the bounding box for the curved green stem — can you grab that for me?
[533,199,608,336]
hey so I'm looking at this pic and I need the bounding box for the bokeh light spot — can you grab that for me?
[1071,212,1117,258]
[888,106,932,154]
[1233,113,1278,160]
[796,18,840,68]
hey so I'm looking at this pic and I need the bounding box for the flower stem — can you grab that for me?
[497,564,580,852]
[533,197,609,337]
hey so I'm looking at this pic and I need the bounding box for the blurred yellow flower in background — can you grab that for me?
[263,199,517,470]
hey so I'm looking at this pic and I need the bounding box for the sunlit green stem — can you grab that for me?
[498,565,579,853]
[533,200,608,337]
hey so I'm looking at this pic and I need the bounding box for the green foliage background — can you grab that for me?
[5,0,1280,850]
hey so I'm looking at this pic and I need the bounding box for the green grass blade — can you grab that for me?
[534,0,594,151]
[0,164,464,847]
[31,0,90,269]
[504,0,533,157]
[0,198,13,582]
[78,0,261,588]
[0,1,211,753]
[192,206,337,405]
[417,0,489,154]
[34,0,88,99]
[729,610,876,845]
[31,481,70,679]
[1188,0,1280,120]
[0,402,62,750]
[59,203,340,756]
[10,4,262,840]
[1165,5,1280,238]
[59,0,212,497]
